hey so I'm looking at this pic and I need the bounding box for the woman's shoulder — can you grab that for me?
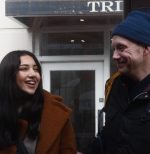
[43,89,72,115]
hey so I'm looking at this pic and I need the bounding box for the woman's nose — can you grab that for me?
[28,68,36,76]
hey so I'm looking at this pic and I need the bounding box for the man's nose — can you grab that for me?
[112,50,121,60]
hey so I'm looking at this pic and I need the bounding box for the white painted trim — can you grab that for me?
[38,55,104,63]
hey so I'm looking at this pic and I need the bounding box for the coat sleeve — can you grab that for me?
[59,118,77,154]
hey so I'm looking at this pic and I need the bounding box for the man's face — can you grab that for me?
[111,36,145,76]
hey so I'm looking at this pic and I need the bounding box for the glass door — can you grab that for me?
[42,62,104,153]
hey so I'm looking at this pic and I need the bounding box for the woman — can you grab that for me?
[0,50,76,154]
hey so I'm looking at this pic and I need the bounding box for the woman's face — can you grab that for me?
[16,55,41,95]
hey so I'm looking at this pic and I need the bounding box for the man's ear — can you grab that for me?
[147,47,150,52]
[143,46,150,56]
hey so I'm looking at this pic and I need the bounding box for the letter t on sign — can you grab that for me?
[87,1,100,12]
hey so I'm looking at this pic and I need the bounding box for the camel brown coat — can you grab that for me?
[0,90,77,154]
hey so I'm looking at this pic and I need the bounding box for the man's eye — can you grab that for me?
[118,45,126,52]
[111,47,115,51]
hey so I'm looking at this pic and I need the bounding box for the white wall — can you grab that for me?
[0,0,32,62]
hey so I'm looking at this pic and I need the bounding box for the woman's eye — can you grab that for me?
[33,66,39,72]
[19,67,28,71]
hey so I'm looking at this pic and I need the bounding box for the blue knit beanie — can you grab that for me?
[112,9,150,46]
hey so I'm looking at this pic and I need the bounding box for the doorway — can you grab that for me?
[42,62,104,152]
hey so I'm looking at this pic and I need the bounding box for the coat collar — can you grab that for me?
[0,91,71,154]
[36,91,71,154]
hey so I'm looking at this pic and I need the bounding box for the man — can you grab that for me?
[101,9,150,154]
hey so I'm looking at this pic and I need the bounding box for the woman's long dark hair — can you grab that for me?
[0,50,44,148]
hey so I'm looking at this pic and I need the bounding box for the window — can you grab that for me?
[40,32,104,55]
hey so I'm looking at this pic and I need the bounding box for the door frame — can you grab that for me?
[42,61,105,134]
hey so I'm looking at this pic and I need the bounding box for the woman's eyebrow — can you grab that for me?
[19,64,29,66]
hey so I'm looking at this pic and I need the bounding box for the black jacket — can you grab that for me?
[101,74,150,154]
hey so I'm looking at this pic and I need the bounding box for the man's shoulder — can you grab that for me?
[105,72,121,102]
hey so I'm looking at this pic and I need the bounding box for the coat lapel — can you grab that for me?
[36,92,71,154]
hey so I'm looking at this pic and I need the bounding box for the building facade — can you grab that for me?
[1,0,124,153]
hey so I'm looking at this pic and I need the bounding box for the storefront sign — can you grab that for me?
[6,0,123,17]
[87,1,123,12]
